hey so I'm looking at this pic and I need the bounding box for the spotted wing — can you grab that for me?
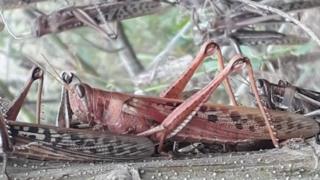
[122,96,319,143]
[8,121,154,161]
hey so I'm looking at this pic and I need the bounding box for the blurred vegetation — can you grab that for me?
[0,1,318,124]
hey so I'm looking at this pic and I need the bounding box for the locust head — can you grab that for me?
[57,72,93,128]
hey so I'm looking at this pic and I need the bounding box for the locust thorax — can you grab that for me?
[60,72,92,125]
[62,73,154,134]
[68,83,93,124]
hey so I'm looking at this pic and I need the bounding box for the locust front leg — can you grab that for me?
[160,40,238,105]
[57,72,74,128]
[139,55,279,152]
[6,66,44,122]
[36,70,44,125]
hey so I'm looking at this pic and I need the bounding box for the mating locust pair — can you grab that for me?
[1,40,319,177]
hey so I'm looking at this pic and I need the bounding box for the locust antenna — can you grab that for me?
[24,54,69,89]
[40,55,72,90]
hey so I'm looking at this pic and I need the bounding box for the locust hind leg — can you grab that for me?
[6,66,44,122]
[160,40,238,106]
[139,55,279,153]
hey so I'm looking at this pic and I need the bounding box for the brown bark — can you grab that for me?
[4,139,320,180]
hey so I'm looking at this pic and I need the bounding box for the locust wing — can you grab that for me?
[7,121,154,161]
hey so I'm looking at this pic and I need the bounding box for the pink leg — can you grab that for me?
[160,40,237,105]
[6,66,43,121]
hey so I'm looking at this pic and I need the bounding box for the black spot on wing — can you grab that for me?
[94,137,100,144]
[297,123,303,129]
[230,111,241,122]
[86,141,97,153]
[116,140,123,146]
[75,138,85,146]
[249,126,255,132]
[275,124,282,130]
[27,126,39,133]
[116,147,124,153]
[247,114,254,119]
[28,135,36,140]
[9,126,18,136]
[287,123,294,130]
[132,7,138,13]
[166,102,175,107]
[108,145,115,152]
[53,136,63,146]
[43,128,51,142]
[241,118,248,124]
[129,147,138,153]
[254,117,266,127]
[89,148,97,154]
[235,123,243,129]
[208,114,218,123]
[147,118,158,126]
[86,141,94,147]
[200,106,208,112]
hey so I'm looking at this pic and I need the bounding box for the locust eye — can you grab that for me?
[256,79,264,89]
[75,84,86,98]
[278,80,287,86]
[32,67,43,80]
[61,72,74,84]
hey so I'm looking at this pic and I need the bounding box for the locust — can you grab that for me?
[256,79,320,115]
[191,0,320,48]
[57,40,319,153]
[34,0,161,37]
[0,67,154,178]
[256,78,320,143]
[0,0,46,9]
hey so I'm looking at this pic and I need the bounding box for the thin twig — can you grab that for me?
[0,9,33,40]
[148,21,192,81]
[24,54,67,88]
